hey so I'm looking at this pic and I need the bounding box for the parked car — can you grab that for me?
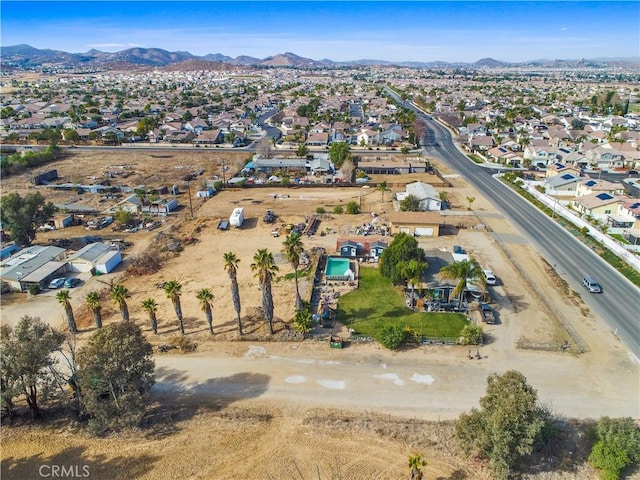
[483,270,497,285]
[64,278,82,288]
[48,278,66,289]
[582,276,602,293]
[480,303,495,324]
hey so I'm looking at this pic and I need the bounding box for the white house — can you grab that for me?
[396,181,442,211]
[66,242,122,274]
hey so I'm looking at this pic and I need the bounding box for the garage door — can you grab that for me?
[400,227,410,234]
[414,227,434,237]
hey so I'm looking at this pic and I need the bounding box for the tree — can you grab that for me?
[376,181,390,203]
[400,194,421,212]
[223,252,243,335]
[0,192,56,246]
[328,142,352,168]
[85,291,103,329]
[0,316,64,419]
[281,233,304,310]
[196,288,215,334]
[398,259,428,297]
[77,322,155,433]
[460,324,483,345]
[438,191,449,206]
[110,284,131,322]
[251,248,279,334]
[141,298,159,334]
[379,233,427,285]
[437,259,485,303]
[589,417,640,480]
[256,137,273,159]
[56,289,78,334]
[466,196,476,210]
[163,280,184,335]
[455,370,547,480]
[346,200,360,214]
[408,453,427,480]
[295,143,309,158]
[293,309,313,333]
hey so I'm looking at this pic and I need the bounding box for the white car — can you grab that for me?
[483,270,497,286]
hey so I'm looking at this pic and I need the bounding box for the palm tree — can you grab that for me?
[223,252,243,335]
[466,196,476,210]
[110,284,131,321]
[399,259,428,300]
[437,259,485,304]
[141,298,159,334]
[376,181,390,203]
[85,291,102,329]
[56,289,78,333]
[281,233,304,310]
[196,288,214,334]
[163,280,184,335]
[251,248,279,334]
[408,453,427,480]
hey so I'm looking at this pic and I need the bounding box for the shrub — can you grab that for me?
[460,324,483,345]
[316,206,326,214]
[377,324,406,349]
[346,201,360,214]
[333,205,344,214]
[589,417,640,480]
[168,335,197,353]
[29,284,41,295]
[293,309,313,333]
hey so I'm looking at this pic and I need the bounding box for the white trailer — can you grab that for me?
[229,207,244,228]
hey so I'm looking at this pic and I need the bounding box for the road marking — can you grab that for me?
[285,375,306,384]
[410,373,435,385]
[317,379,346,390]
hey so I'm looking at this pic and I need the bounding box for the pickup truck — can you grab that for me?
[480,303,495,324]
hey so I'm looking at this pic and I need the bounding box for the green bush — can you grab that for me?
[28,284,41,295]
[333,205,344,214]
[346,201,360,214]
[460,324,483,345]
[377,324,406,349]
[589,417,640,480]
[293,309,313,333]
[316,207,326,214]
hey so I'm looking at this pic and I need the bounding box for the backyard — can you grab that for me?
[336,266,469,339]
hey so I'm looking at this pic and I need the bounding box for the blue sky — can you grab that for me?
[2,1,639,63]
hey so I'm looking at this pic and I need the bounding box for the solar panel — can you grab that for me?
[596,193,613,200]
[586,181,596,186]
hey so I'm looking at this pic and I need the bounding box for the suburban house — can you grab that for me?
[116,195,144,213]
[543,173,582,195]
[396,182,442,211]
[572,192,627,218]
[306,131,329,146]
[385,211,442,237]
[545,162,582,178]
[0,245,67,292]
[66,242,122,274]
[585,146,625,170]
[575,178,625,198]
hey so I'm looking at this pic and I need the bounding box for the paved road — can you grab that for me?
[413,109,639,358]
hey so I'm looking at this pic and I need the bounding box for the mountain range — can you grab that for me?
[1,44,638,70]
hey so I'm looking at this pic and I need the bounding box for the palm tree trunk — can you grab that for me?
[262,281,274,334]
[93,308,102,329]
[294,267,302,310]
[205,304,213,334]
[149,312,158,334]
[231,277,243,334]
[174,300,184,334]
[120,302,130,321]
[65,305,78,333]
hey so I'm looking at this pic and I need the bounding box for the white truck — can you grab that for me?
[229,207,244,228]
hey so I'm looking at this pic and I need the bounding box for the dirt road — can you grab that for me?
[154,341,639,421]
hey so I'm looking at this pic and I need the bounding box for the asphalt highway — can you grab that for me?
[419,113,639,358]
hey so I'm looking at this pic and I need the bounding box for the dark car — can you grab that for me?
[64,278,82,288]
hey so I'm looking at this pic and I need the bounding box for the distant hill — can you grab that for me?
[1,44,638,70]
[159,59,239,71]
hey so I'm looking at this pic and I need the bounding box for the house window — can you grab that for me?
[604,209,611,214]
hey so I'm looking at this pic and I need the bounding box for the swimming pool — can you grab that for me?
[325,257,352,280]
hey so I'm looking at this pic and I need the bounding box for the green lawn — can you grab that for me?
[336,267,468,338]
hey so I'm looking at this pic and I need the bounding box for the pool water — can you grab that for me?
[325,257,350,276]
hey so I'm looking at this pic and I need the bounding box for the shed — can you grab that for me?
[67,242,122,273]
[339,240,358,257]
[386,211,442,237]
[197,187,215,198]
[369,240,388,259]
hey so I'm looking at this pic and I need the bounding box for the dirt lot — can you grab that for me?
[1,150,638,480]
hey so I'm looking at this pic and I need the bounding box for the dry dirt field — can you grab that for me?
[1,149,638,480]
